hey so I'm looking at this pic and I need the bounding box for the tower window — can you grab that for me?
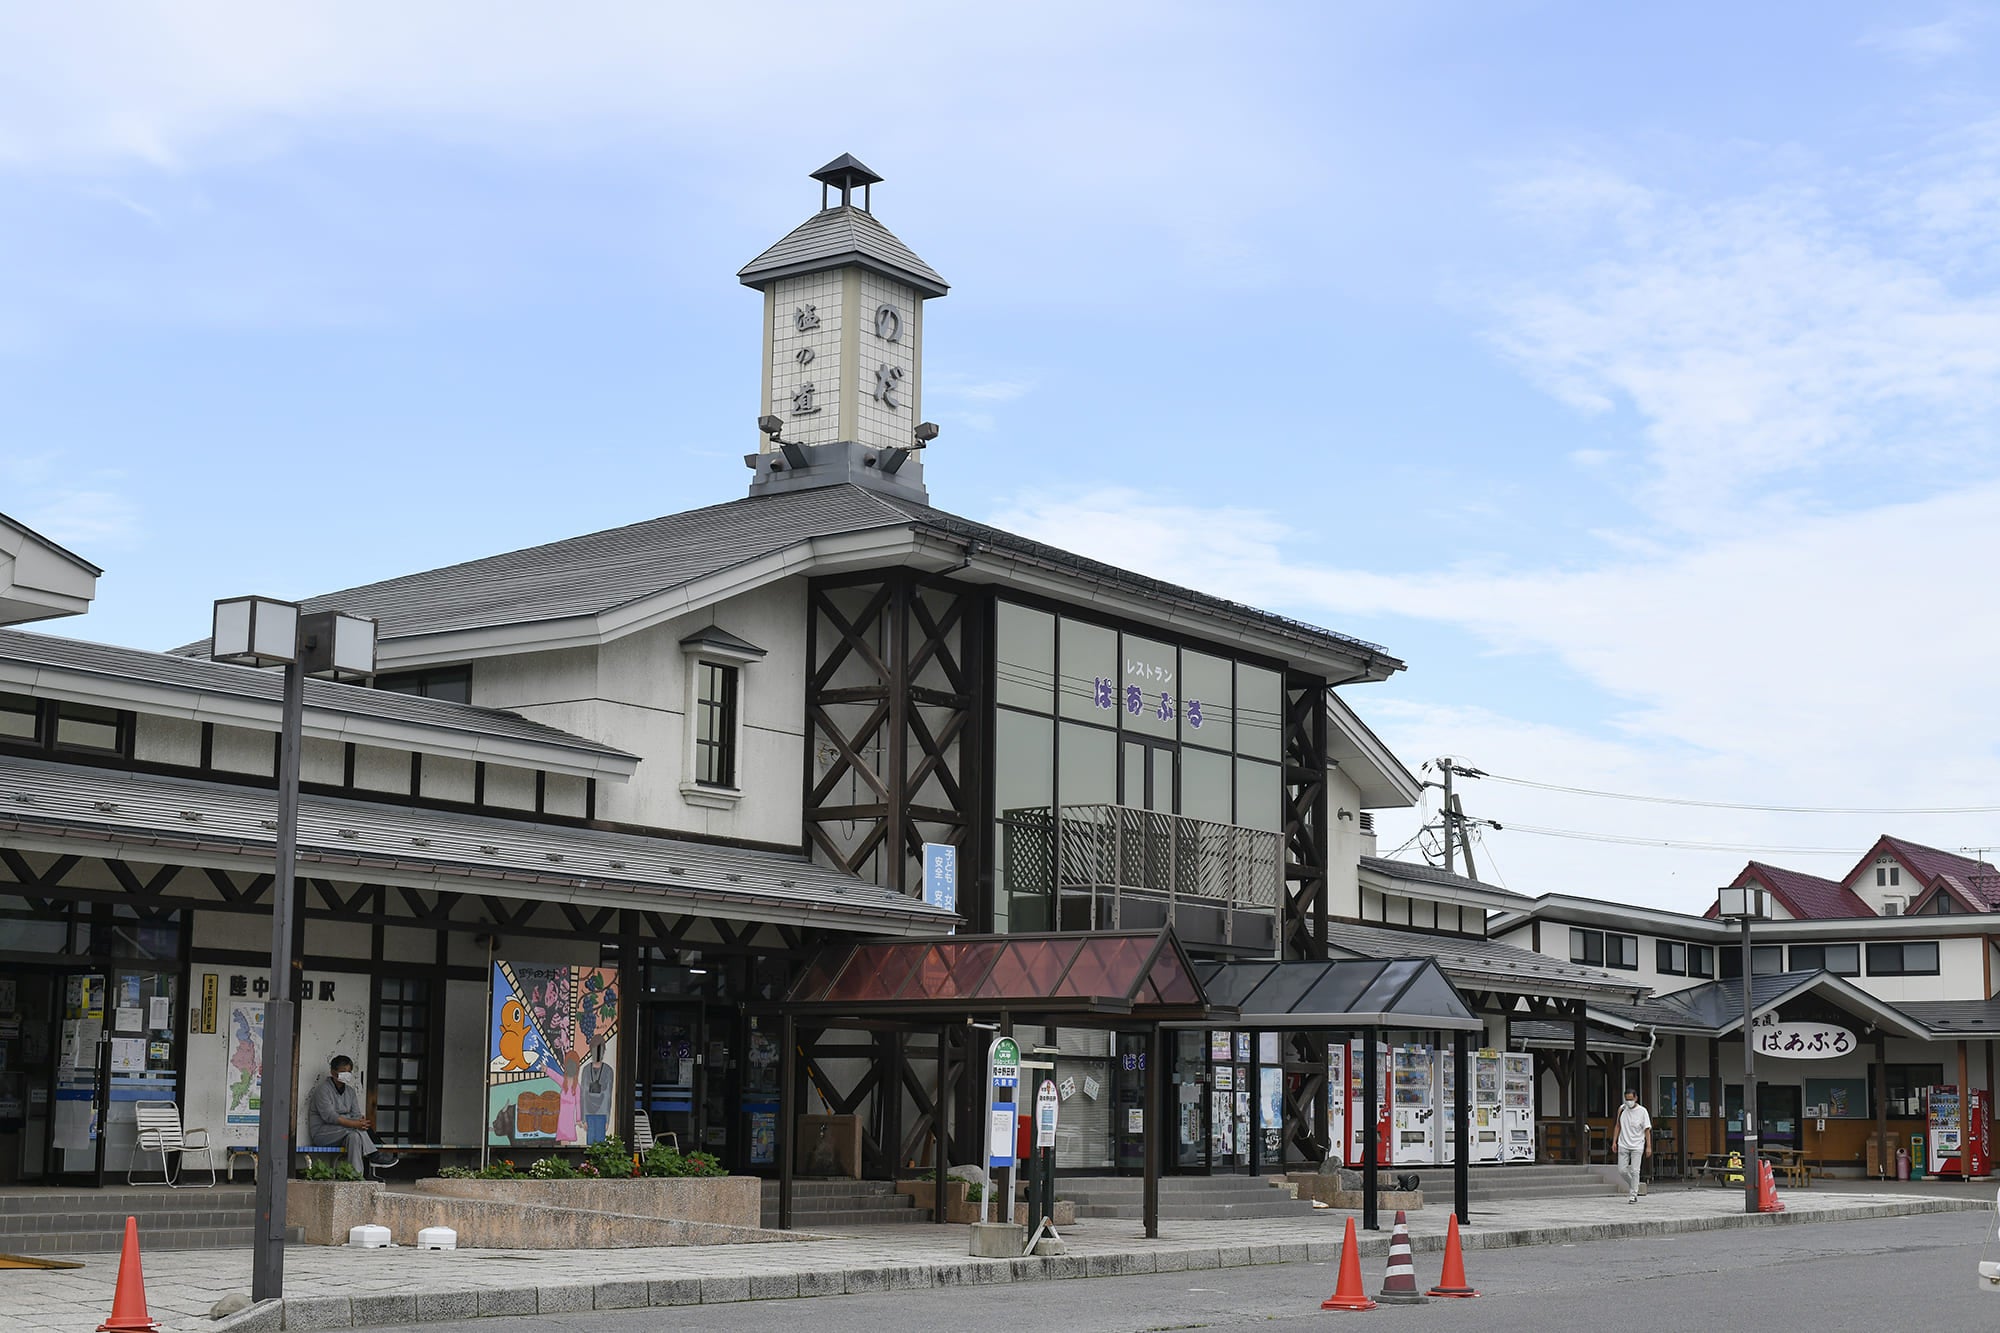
[694,662,739,789]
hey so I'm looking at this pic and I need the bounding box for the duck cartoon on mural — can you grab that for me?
[486,959,620,1149]
[491,997,542,1073]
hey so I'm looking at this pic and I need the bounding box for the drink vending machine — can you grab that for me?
[1927,1085,1991,1179]
[1501,1051,1536,1162]
[1472,1049,1504,1164]
[1392,1044,1436,1165]
[1437,1047,1457,1166]
[1343,1039,1392,1168]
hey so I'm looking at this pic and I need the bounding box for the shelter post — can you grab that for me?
[1570,1000,1587,1164]
[779,1011,796,1231]
[1873,1031,1887,1179]
[934,1023,949,1223]
[1959,1040,1971,1178]
[1362,1030,1379,1231]
[1452,1028,1469,1225]
[1144,1022,1163,1240]
[1708,1040,1722,1162]
[1674,1035,1687,1180]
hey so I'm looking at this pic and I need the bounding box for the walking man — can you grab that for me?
[1617,1085,1652,1203]
[306,1055,398,1175]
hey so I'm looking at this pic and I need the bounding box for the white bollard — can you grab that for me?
[347,1225,391,1248]
[417,1226,458,1251]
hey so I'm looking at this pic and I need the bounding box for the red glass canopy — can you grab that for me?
[786,929,1203,1015]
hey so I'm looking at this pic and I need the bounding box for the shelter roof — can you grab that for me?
[1321,919,1647,1003]
[784,929,1203,1016]
[737,204,948,296]
[1191,957,1481,1031]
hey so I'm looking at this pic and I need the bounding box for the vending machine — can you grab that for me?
[1345,1039,1392,1168]
[1501,1051,1536,1163]
[1392,1044,1436,1165]
[1928,1086,1991,1178]
[1327,1041,1345,1166]
[1472,1049,1504,1164]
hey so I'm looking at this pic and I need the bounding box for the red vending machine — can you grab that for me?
[1926,1086,1991,1178]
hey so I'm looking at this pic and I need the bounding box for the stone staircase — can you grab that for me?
[758,1179,927,1229]
[0,1184,300,1256]
[1059,1175,1319,1222]
[1398,1163,1629,1203]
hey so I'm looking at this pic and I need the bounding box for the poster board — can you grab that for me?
[487,961,620,1148]
[1805,1077,1870,1119]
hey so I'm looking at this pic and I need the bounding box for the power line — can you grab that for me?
[1500,822,1858,855]
[1483,772,2000,816]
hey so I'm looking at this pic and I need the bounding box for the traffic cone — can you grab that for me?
[1319,1215,1378,1312]
[1428,1213,1481,1298]
[97,1217,161,1333]
[1374,1210,1429,1305]
[1757,1160,1786,1214]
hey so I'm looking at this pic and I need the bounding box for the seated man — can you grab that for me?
[305,1055,396,1174]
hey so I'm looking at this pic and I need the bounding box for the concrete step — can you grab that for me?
[1075,1200,1314,1221]
[766,1208,931,1228]
[3,1224,303,1255]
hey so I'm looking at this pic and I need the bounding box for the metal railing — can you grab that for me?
[1011,802,1281,946]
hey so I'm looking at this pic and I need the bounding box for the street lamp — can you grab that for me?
[212,598,377,1300]
[1716,884,1771,1215]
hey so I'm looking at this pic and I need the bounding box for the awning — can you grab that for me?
[1191,957,1483,1031]
[784,929,1206,1017]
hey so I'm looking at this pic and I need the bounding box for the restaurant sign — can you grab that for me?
[1750,1012,1855,1059]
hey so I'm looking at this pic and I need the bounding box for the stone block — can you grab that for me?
[701,1275,752,1303]
[1217,1245,1251,1268]
[350,1293,416,1325]
[1154,1249,1189,1272]
[749,1272,800,1300]
[594,1280,648,1310]
[286,1181,382,1246]
[415,1290,477,1322]
[538,1284,594,1313]
[415,1176,761,1229]
[278,1296,352,1331]
[1085,1252,1155,1277]
[798,1269,844,1298]
[1248,1243,1283,1265]
[1184,1248,1220,1270]
[844,1266,893,1294]
[967,1221,1023,1258]
[648,1278,702,1306]
[1278,1243,1310,1263]
[1306,1241,1337,1262]
[209,1301,283,1333]
[476,1288,536,1317]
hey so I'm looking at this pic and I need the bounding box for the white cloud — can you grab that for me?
[1,455,141,553]
[1859,17,1974,64]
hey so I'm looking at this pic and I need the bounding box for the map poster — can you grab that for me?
[487,960,620,1148]
[227,1002,264,1126]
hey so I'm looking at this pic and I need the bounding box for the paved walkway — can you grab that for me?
[4,1184,1986,1332]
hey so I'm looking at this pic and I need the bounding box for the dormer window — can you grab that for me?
[1876,865,1900,888]
[678,625,767,810]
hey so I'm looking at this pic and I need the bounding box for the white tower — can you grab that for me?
[738,155,948,502]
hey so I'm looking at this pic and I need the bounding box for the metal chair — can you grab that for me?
[631,1110,677,1154]
[131,1100,217,1188]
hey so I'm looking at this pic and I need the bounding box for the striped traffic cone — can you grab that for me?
[1428,1213,1480,1297]
[97,1217,161,1333]
[1319,1216,1378,1312]
[1374,1210,1429,1305]
[1757,1160,1787,1213]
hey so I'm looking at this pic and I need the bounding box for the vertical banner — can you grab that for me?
[488,961,621,1148]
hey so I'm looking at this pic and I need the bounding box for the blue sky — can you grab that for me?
[5,2,2000,911]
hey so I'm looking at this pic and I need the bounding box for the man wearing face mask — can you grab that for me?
[1616,1085,1652,1204]
[307,1055,397,1174]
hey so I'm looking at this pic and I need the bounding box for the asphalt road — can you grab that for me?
[378,1211,2000,1332]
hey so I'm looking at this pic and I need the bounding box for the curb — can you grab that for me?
[229,1197,1987,1329]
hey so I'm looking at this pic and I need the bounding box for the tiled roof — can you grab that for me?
[1360,855,1529,900]
[1895,999,2000,1036]
[737,206,949,297]
[0,628,634,765]
[1598,970,1929,1038]
[169,485,1399,673]
[1746,861,1874,919]
[1321,920,1647,1001]
[1929,871,2000,911]
[0,754,947,935]
[1866,835,1997,893]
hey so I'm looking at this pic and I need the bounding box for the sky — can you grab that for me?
[4,2,1999,914]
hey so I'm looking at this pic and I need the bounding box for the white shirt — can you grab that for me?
[1617,1100,1652,1151]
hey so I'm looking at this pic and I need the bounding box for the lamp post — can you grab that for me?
[1716,884,1770,1215]
[212,598,377,1301]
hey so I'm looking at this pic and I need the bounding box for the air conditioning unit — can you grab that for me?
[1882,898,1903,917]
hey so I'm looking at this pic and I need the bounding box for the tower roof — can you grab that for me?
[809,153,883,191]
[738,157,948,297]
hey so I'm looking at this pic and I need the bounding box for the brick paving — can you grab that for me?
[2,1183,1984,1331]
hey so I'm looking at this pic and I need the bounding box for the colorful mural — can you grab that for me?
[487,961,620,1147]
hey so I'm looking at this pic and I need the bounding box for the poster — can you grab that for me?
[1209,1031,1232,1062]
[114,1006,143,1034]
[487,961,620,1148]
[110,1038,146,1073]
[149,996,172,1030]
[227,1003,264,1125]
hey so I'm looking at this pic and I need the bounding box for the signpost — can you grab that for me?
[923,843,958,919]
[983,1035,1019,1225]
[1025,1069,1063,1253]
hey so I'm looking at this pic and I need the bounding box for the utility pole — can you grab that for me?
[1421,759,1498,881]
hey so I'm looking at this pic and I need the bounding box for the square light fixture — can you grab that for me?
[1716,885,1770,920]
[299,610,378,682]
[211,596,301,667]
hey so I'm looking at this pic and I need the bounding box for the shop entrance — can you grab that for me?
[1168,1028,1285,1175]
[640,1000,768,1171]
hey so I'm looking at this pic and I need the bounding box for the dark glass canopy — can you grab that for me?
[1190,957,1481,1031]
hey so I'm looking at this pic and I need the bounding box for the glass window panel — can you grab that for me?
[1058,618,1118,722]
[1789,945,1824,971]
[1235,757,1281,833]
[1057,720,1117,808]
[1122,743,1146,810]
[0,692,36,740]
[1182,746,1232,824]
[1751,945,1783,975]
[401,1059,420,1081]
[54,703,121,752]
[1904,942,1939,974]
[1825,943,1861,976]
[997,602,1056,713]
[1120,634,1178,739]
[1236,665,1282,761]
[1689,945,1714,978]
[1180,651,1233,750]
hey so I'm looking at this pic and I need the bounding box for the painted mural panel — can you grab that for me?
[487,961,620,1147]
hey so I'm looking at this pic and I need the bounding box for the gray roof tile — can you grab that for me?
[1321,920,1646,1000]
[738,206,948,296]
[1361,855,1528,899]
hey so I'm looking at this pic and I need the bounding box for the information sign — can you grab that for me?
[1036,1081,1059,1149]
[990,1103,1017,1169]
[922,842,958,914]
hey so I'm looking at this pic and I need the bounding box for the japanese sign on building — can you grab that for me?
[1750,1012,1855,1059]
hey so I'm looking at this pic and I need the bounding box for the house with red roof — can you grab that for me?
[1700,861,1875,922]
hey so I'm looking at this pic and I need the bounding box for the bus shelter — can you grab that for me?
[778,929,1481,1236]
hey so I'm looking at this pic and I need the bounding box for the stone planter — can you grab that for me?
[417,1176,760,1229]
[895,1177,981,1223]
[1013,1199,1077,1227]
[287,1179,382,1245]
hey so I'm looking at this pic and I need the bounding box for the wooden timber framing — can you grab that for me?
[803,571,985,915]
[1279,673,1332,1163]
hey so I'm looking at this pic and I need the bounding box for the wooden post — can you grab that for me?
[1570,1002,1588,1164]
[1873,1031,1888,1179]
[1675,1035,1688,1179]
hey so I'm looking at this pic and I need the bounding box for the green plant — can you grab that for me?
[583,1134,631,1179]
[464,1158,521,1180]
[640,1144,727,1178]
[436,1165,478,1179]
[300,1158,361,1182]
[527,1155,577,1179]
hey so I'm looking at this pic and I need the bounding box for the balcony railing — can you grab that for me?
[1001,803,1282,951]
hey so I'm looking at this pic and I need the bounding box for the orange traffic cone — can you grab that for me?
[98,1217,161,1333]
[1428,1213,1481,1298]
[1375,1210,1428,1305]
[1320,1215,1378,1312]
[1757,1160,1786,1214]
